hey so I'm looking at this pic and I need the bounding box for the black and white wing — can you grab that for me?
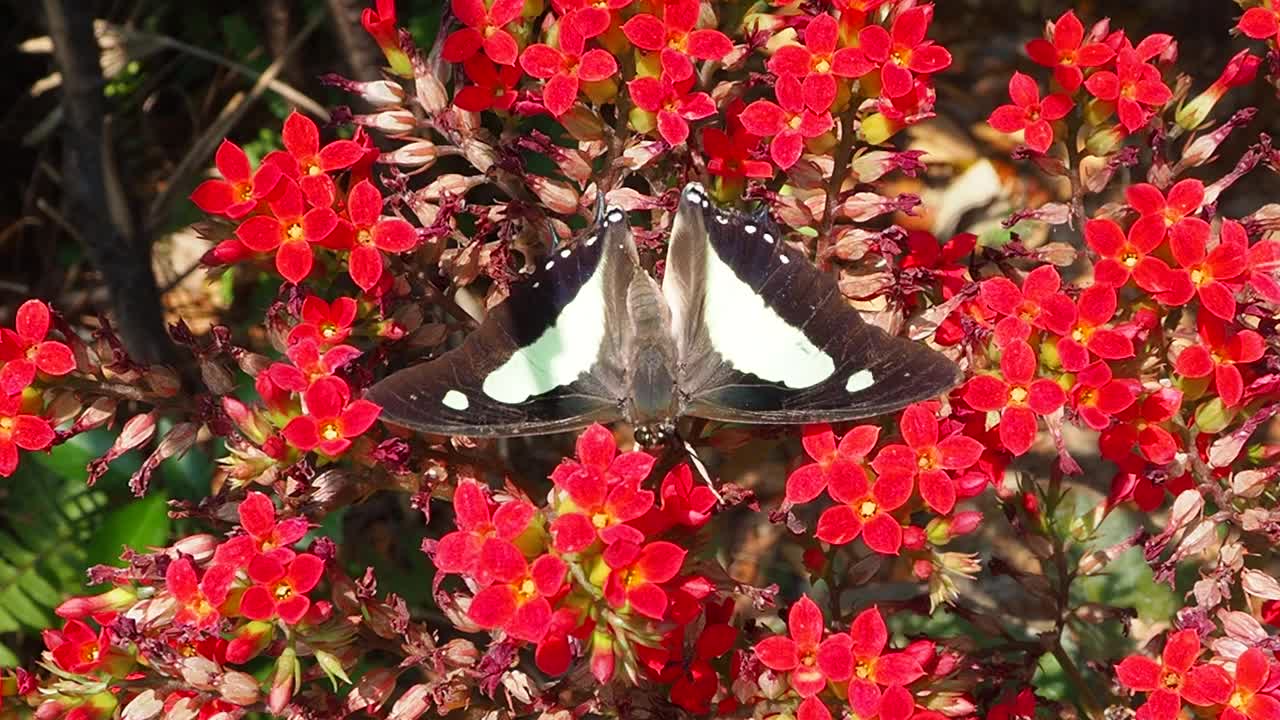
[366,208,639,437]
[663,183,962,424]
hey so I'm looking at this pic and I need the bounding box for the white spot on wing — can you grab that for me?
[704,246,834,388]
[585,235,597,246]
[560,248,571,258]
[607,208,624,223]
[845,370,874,393]
[779,255,790,264]
[442,390,470,410]
[482,249,609,403]
[763,232,774,244]
[744,224,757,235]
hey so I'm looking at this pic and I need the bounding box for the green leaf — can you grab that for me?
[86,492,171,568]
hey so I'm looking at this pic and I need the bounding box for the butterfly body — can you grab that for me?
[367,183,962,441]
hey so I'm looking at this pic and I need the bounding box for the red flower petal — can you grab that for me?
[1161,629,1201,673]
[578,49,618,82]
[32,341,75,377]
[788,595,825,648]
[1182,664,1233,706]
[899,403,938,449]
[964,375,1009,411]
[621,14,664,50]
[1239,7,1280,39]
[276,240,314,284]
[755,636,799,671]
[686,29,732,60]
[469,585,518,628]
[861,513,902,555]
[918,469,955,514]
[11,415,54,451]
[998,406,1038,455]
[849,606,887,659]
[520,44,564,78]
[815,505,863,545]
[1174,346,1214,378]
[786,463,828,505]
[815,634,854,681]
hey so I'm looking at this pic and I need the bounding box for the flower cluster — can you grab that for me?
[0,300,73,476]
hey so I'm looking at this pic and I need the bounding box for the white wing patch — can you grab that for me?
[481,243,609,404]
[442,390,470,410]
[703,246,834,388]
[845,369,874,393]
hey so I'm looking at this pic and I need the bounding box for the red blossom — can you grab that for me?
[190,139,283,219]
[441,0,525,66]
[235,179,341,284]
[1218,647,1280,720]
[281,376,381,456]
[272,111,367,209]
[1100,387,1183,465]
[766,13,874,112]
[857,5,952,98]
[0,299,77,394]
[662,605,737,714]
[739,75,834,169]
[621,0,733,82]
[846,607,924,720]
[519,26,618,116]
[1056,285,1134,372]
[814,462,911,554]
[1127,179,1206,247]
[988,689,1038,720]
[1115,629,1234,720]
[43,620,112,675]
[633,463,717,537]
[753,595,854,697]
[963,340,1066,456]
[1084,48,1173,132]
[287,296,358,348]
[1153,215,1247,320]
[240,553,325,624]
[550,0,635,40]
[900,231,975,301]
[468,542,567,642]
[1173,314,1265,408]
[166,558,233,630]
[548,424,655,552]
[986,72,1073,154]
[979,266,1076,346]
[1240,222,1280,303]
[454,55,523,112]
[785,422,879,505]
[360,0,398,50]
[266,338,363,392]
[0,394,54,478]
[1084,217,1170,293]
[602,540,686,619]
[212,491,310,568]
[332,180,419,291]
[1239,4,1280,44]
[1025,10,1115,92]
[432,480,537,582]
[870,404,982,515]
[701,100,772,180]
[1069,361,1137,431]
[628,73,716,146]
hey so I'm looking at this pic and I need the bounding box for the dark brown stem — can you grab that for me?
[327,0,384,81]
[818,105,860,268]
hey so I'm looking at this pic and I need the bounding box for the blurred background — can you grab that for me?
[0,0,1272,671]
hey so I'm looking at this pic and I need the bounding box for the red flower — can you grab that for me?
[550,0,635,40]
[701,102,773,180]
[621,0,733,82]
[602,540,686,620]
[432,480,537,582]
[549,424,655,552]
[900,231,975,301]
[212,491,310,568]
[361,0,399,51]
[1126,179,1207,248]
[870,404,982,515]
[1173,314,1264,408]
[166,558,233,630]
[1153,216,1247,320]
[628,73,716,146]
[1084,48,1173,132]
[1069,361,1136,431]
[468,542,567,642]
[979,266,1076,345]
[1099,387,1183,465]
[1239,4,1280,44]
[1024,10,1115,92]
[963,340,1066,456]
[454,55,522,112]
[753,595,854,697]
[847,607,924,720]
[190,139,283,219]
[43,619,112,674]
[766,13,874,112]
[274,111,367,209]
[441,0,525,66]
[1115,629,1234,720]
[1056,285,1134,372]
[986,72,1073,154]
[270,340,361,393]
[633,463,717,537]
[1219,647,1280,720]
[0,299,77,394]
[235,179,340,284]
[287,296,358,348]
[663,607,737,714]
[240,553,325,624]
[1084,217,1170,293]
[1241,223,1280,303]
[0,394,54,478]
[739,75,834,169]
[334,180,419,291]
[857,5,952,98]
[281,376,381,456]
[519,26,618,116]
[988,689,1037,720]
[785,422,879,505]
[814,462,911,554]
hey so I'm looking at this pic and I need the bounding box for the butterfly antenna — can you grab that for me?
[679,435,724,507]
[594,187,607,225]
[545,219,560,251]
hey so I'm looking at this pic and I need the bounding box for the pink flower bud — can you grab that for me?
[170,534,218,563]
[359,80,407,107]
[225,620,274,664]
[55,587,136,619]
[912,559,933,580]
[380,141,439,168]
[216,671,261,706]
[267,648,297,715]
[346,668,400,715]
[528,176,581,215]
[950,511,982,536]
[901,525,927,551]
[589,628,615,683]
[355,110,416,134]
[386,684,431,720]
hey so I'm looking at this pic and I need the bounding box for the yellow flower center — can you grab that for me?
[855,660,874,679]
[1190,268,1206,285]
[1230,691,1249,710]
[1010,386,1029,404]
[1121,251,1139,267]
[592,512,609,529]
[1161,670,1181,690]
[357,229,373,246]
[287,223,304,241]
[813,58,831,74]
[307,163,322,176]
[858,500,878,520]
[890,48,911,67]
[275,584,294,600]
[321,324,337,338]
[238,183,255,202]
[321,422,342,441]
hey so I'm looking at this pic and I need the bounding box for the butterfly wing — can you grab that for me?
[663,183,962,424]
[366,209,638,437]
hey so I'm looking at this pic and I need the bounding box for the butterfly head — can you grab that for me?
[633,419,677,449]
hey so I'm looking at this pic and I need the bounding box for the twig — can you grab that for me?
[818,104,861,267]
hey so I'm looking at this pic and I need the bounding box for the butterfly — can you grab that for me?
[367,182,961,445]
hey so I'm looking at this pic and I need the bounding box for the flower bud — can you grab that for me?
[224,621,274,664]
[1084,124,1126,156]
[122,690,163,720]
[217,671,261,706]
[355,110,417,135]
[912,558,934,580]
[179,656,219,690]
[1175,50,1259,131]
[55,586,137,620]
[346,667,400,715]
[802,546,828,575]
[558,106,605,141]
[901,525,927,551]
[170,534,218,563]
[359,80,407,108]
[386,684,431,720]
[267,647,298,715]
[528,176,581,215]
[362,8,411,77]
[380,141,439,169]
[589,628,615,683]
[460,138,497,172]
[314,649,352,686]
